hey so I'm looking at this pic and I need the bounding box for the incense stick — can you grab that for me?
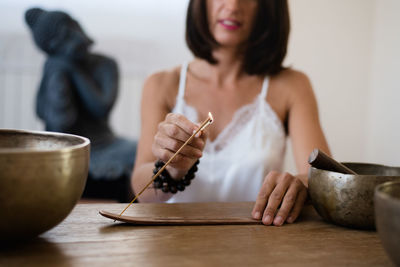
[116,112,214,220]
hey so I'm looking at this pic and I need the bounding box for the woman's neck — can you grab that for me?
[195,48,248,87]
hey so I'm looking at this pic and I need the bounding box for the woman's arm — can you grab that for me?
[252,70,330,226]
[287,71,330,180]
[131,70,207,202]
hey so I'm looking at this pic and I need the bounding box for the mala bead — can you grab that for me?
[153,177,163,189]
[176,183,185,191]
[152,159,200,194]
[185,172,195,180]
[155,161,164,168]
[182,179,191,186]
[162,184,169,193]
[169,185,178,194]
[191,165,198,172]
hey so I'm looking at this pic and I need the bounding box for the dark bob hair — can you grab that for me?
[185,0,290,76]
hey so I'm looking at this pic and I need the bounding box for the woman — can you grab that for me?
[132,0,330,226]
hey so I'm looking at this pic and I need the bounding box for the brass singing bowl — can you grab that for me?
[0,129,90,241]
[374,181,400,266]
[308,163,400,230]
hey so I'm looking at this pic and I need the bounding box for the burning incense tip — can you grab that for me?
[208,112,214,123]
[196,112,213,135]
[198,112,214,133]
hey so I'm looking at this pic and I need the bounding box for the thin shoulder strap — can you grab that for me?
[260,76,270,100]
[177,62,188,100]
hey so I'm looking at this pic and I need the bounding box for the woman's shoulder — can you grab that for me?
[144,66,181,91]
[267,68,316,121]
[271,68,314,99]
[146,66,180,86]
[272,69,311,90]
[142,65,182,109]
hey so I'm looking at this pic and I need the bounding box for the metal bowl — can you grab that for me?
[308,163,400,229]
[0,129,90,240]
[375,181,400,266]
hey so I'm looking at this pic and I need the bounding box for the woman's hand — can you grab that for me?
[152,113,207,178]
[252,171,308,226]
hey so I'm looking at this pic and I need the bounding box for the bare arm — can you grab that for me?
[131,71,206,202]
[252,70,330,226]
[288,71,330,183]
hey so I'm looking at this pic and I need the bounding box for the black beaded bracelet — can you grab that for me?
[153,159,199,194]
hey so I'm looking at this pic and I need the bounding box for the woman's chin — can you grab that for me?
[214,36,246,49]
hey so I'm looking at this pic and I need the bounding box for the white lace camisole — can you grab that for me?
[167,63,286,203]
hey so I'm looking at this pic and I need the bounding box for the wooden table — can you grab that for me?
[0,202,393,267]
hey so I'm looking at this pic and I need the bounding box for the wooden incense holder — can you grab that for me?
[100,202,262,225]
[99,210,261,225]
[308,149,357,174]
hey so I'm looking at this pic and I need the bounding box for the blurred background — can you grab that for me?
[0,0,399,172]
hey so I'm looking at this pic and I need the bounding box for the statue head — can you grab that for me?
[25,7,93,59]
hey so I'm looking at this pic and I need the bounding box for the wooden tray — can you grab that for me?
[99,202,262,225]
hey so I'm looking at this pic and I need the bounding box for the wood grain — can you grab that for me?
[0,202,393,267]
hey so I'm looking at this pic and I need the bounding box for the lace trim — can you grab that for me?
[180,95,285,153]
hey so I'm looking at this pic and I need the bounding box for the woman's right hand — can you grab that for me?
[152,113,207,179]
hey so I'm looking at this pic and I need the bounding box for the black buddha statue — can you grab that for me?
[25,7,137,202]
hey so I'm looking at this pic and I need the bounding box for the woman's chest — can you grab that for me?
[184,87,287,141]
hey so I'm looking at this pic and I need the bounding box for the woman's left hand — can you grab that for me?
[252,171,308,226]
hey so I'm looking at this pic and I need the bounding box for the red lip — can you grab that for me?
[218,19,242,30]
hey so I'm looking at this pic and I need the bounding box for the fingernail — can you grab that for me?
[254,211,261,219]
[274,216,283,226]
[263,215,272,225]
[287,216,293,223]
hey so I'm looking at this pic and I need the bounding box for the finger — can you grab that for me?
[161,124,205,151]
[191,125,207,149]
[286,188,308,224]
[159,122,191,142]
[155,132,202,158]
[262,173,292,225]
[165,113,198,136]
[160,122,205,149]
[152,145,194,169]
[197,126,209,142]
[252,171,278,220]
[273,181,301,226]
[201,127,209,139]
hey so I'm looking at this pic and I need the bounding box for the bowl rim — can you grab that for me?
[309,163,400,178]
[0,128,90,154]
[375,181,400,202]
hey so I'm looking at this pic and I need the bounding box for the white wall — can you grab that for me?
[284,0,376,170]
[366,0,400,166]
[0,0,399,170]
[0,0,192,140]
